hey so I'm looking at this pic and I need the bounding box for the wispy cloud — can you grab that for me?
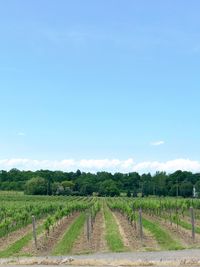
[0,158,200,174]
[150,140,165,146]
[17,132,26,136]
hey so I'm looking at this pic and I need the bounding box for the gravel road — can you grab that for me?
[1,249,200,266]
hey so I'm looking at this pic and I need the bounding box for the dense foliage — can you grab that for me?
[0,169,200,197]
[0,194,90,238]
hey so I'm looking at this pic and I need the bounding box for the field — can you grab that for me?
[0,193,200,259]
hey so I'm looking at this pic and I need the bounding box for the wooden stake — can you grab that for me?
[32,215,37,249]
[86,214,90,241]
[190,207,195,242]
[89,213,93,232]
[132,204,137,230]
[139,208,143,241]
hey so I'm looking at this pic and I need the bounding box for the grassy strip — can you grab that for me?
[0,224,44,258]
[103,204,125,252]
[142,217,183,250]
[177,219,200,234]
[162,213,200,234]
[52,213,86,255]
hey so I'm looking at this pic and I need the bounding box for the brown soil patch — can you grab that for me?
[21,213,79,256]
[90,210,108,253]
[112,212,130,248]
[113,211,160,251]
[0,219,43,251]
[144,213,200,248]
[71,210,108,254]
[182,214,200,229]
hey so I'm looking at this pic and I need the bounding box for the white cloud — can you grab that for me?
[132,159,200,173]
[79,159,121,169]
[150,140,165,146]
[0,158,200,174]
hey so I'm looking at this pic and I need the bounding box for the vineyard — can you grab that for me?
[0,194,200,258]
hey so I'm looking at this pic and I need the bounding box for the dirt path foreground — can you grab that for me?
[1,249,200,266]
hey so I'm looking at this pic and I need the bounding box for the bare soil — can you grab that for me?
[144,213,200,248]
[71,210,108,254]
[90,210,108,252]
[21,213,79,256]
[0,220,43,251]
[113,211,160,251]
[182,214,200,229]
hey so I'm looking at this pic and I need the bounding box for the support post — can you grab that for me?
[190,207,195,242]
[89,213,93,233]
[86,213,90,241]
[132,204,137,230]
[32,215,37,249]
[139,208,143,241]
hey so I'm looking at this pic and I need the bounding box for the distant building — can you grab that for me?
[193,186,198,198]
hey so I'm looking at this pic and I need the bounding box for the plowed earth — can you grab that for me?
[71,210,108,254]
[113,211,160,251]
[21,213,79,256]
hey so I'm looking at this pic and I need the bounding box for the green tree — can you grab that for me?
[99,179,120,197]
[127,190,131,197]
[25,177,47,195]
[61,180,74,190]
[195,180,200,196]
[179,181,193,197]
[152,172,167,196]
[52,182,64,195]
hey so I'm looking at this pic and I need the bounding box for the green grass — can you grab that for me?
[52,213,86,255]
[0,190,24,196]
[176,218,200,234]
[103,204,126,252]
[163,214,200,235]
[0,224,44,258]
[142,217,183,250]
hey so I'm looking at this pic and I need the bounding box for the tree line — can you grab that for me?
[0,168,200,197]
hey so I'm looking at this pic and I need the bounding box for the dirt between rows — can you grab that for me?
[113,211,160,251]
[181,214,200,228]
[2,208,198,258]
[71,210,108,254]
[144,213,200,248]
[0,219,43,252]
[72,208,160,254]
[21,213,80,256]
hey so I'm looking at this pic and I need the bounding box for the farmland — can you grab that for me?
[0,194,200,258]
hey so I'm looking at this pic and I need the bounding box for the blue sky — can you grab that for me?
[0,1,200,173]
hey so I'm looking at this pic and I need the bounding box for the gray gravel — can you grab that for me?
[1,249,200,266]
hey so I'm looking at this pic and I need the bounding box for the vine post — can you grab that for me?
[190,207,195,242]
[86,212,91,241]
[32,215,37,249]
[131,203,136,230]
[138,208,143,241]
